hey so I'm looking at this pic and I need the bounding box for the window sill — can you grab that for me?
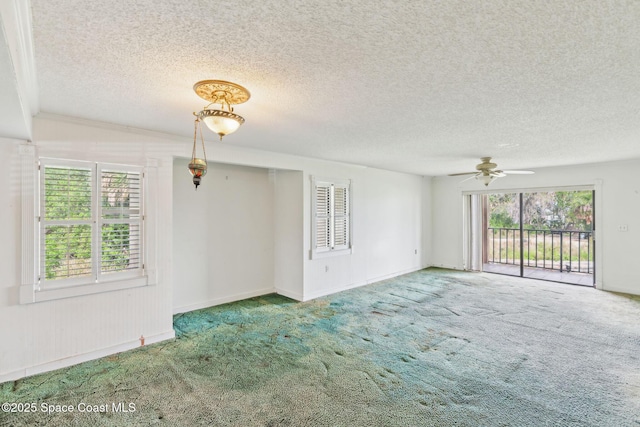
[310,247,353,260]
[20,276,149,304]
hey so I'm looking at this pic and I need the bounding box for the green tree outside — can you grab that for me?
[489,191,593,231]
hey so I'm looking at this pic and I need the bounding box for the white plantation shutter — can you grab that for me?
[332,184,350,250]
[311,178,351,257]
[40,162,94,283]
[99,166,143,278]
[314,182,331,251]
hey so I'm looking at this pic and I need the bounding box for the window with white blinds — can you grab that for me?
[39,159,144,287]
[99,168,142,275]
[311,178,351,258]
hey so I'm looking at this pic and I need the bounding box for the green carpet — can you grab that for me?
[2,268,639,426]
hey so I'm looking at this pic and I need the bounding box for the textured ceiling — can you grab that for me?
[28,0,640,176]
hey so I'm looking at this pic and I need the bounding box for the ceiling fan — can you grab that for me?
[449,157,534,186]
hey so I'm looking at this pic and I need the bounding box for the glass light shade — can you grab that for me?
[198,109,245,139]
[477,174,495,186]
[188,158,207,189]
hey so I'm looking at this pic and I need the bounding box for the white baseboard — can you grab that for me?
[173,287,274,314]
[0,330,175,383]
[366,266,426,284]
[302,266,424,301]
[428,263,463,271]
[275,287,304,301]
[600,282,640,296]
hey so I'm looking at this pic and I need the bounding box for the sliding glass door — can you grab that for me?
[482,190,595,286]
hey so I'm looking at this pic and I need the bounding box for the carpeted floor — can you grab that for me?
[1,268,639,426]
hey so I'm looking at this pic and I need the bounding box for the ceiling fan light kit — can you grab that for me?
[449,157,534,186]
[477,174,496,186]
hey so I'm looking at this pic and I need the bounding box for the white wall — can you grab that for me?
[421,176,433,267]
[0,121,177,383]
[430,159,640,295]
[0,139,23,380]
[301,167,424,300]
[273,170,304,300]
[0,114,426,381]
[173,160,276,313]
[173,140,426,304]
[360,168,423,284]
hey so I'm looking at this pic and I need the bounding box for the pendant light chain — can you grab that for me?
[192,117,207,162]
[191,118,198,160]
[199,118,207,161]
[188,117,208,189]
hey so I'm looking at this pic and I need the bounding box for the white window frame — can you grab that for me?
[311,177,352,259]
[20,152,152,303]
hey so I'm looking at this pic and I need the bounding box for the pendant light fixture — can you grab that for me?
[193,80,250,140]
[188,117,207,189]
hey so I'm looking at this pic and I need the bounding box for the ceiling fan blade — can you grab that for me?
[502,170,535,175]
[458,175,478,184]
[491,170,506,177]
[448,172,478,176]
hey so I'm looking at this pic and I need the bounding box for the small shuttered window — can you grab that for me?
[312,178,351,258]
[40,159,144,287]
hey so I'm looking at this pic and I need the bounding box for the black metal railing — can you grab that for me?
[487,228,593,274]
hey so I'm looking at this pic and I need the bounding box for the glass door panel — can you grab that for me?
[521,190,594,286]
[484,193,521,277]
[482,190,594,286]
